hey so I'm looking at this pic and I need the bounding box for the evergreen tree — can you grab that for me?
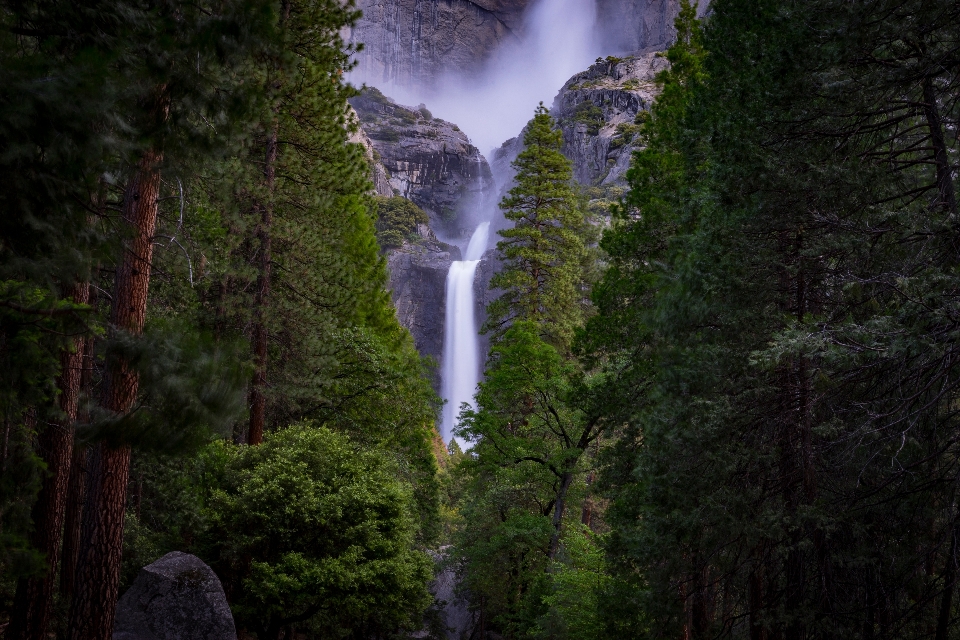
[453,106,603,638]
[486,104,589,349]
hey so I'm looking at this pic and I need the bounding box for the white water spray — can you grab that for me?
[441,221,490,444]
[351,0,599,155]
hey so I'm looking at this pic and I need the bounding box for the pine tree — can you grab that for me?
[453,106,602,637]
[487,103,588,349]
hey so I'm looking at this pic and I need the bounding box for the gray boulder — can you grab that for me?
[113,551,237,640]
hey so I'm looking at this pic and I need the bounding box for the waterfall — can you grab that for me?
[441,217,490,444]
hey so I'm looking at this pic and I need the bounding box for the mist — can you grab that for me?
[350,0,601,156]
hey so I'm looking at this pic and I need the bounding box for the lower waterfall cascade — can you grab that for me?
[441,221,490,445]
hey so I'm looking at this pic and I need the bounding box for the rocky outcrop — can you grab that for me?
[349,108,394,197]
[346,0,533,88]
[113,552,236,640]
[491,52,666,194]
[350,88,495,238]
[554,52,667,187]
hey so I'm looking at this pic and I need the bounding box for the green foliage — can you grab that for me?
[488,104,590,348]
[614,122,641,140]
[208,424,433,639]
[536,526,609,640]
[80,321,249,453]
[573,101,605,135]
[0,0,442,633]
[374,196,429,249]
[590,0,960,637]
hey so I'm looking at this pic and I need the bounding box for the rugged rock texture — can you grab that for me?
[350,88,495,238]
[113,552,236,640]
[346,0,533,88]
[473,252,497,368]
[387,238,460,379]
[492,52,666,193]
[347,0,705,89]
[554,52,667,186]
[595,0,709,55]
[349,108,394,197]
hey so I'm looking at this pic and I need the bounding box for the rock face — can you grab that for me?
[350,88,495,238]
[387,238,460,380]
[347,0,705,89]
[346,0,533,88]
[595,0,709,55]
[113,552,236,640]
[554,52,667,187]
[348,108,394,197]
[492,52,666,193]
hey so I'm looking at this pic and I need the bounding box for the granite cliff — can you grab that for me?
[349,88,495,238]
[554,52,667,187]
[347,0,702,89]
[346,0,534,88]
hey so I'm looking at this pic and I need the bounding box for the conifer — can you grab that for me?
[487,103,588,349]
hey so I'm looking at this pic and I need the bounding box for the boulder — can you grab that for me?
[113,551,236,640]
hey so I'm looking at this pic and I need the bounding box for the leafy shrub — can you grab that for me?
[573,102,604,135]
[371,128,400,143]
[209,424,433,639]
[374,196,429,249]
[615,122,641,141]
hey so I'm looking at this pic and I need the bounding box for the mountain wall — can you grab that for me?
[346,0,533,88]
[351,89,496,377]
[347,0,703,89]
[350,88,495,238]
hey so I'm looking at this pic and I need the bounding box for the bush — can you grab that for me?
[208,424,433,639]
[374,196,429,249]
[371,128,400,143]
[573,102,604,136]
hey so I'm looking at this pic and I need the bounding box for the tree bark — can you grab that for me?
[8,282,90,640]
[749,565,765,640]
[59,443,87,598]
[547,469,574,560]
[935,515,959,640]
[60,332,94,599]
[68,144,164,640]
[248,125,278,446]
[922,76,957,217]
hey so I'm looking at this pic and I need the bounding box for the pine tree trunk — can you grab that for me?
[8,282,90,640]
[61,333,94,599]
[59,443,87,598]
[68,145,164,640]
[248,126,278,446]
[922,76,957,217]
[749,565,765,640]
[935,515,958,640]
